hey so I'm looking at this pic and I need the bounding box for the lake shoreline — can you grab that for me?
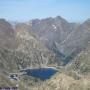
[20,66,58,71]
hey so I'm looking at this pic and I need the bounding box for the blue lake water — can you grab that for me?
[21,68,57,80]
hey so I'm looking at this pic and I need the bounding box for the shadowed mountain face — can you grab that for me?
[28,16,77,50]
[15,16,77,49]
[58,19,90,57]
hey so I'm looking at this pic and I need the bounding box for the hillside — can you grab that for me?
[37,73,90,90]
[57,18,90,60]
[66,42,90,76]
[16,17,90,65]
[0,19,59,72]
[35,43,90,90]
[15,16,78,64]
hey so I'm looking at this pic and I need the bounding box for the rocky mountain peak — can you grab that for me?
[0,19,16,49]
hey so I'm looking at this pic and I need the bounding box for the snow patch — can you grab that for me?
[26,21,32,26]
[52,24,57,31]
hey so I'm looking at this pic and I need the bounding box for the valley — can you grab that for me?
[0,16,90,90]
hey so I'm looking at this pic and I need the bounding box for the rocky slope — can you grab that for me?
[37,73,90,90]
[29,16,75,50]
[0,19,59,89]
[27,42,90,90]
[16,17,90,65]
[57,18,90,61]
[15,16,78,64]
[66,42,90,76]
[0,19,59,73]
[15,25,59,68]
